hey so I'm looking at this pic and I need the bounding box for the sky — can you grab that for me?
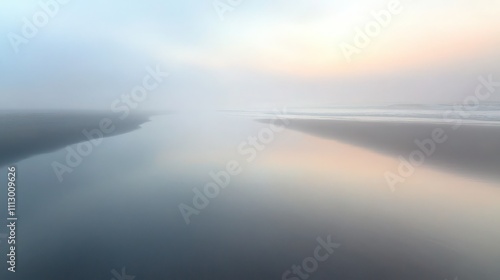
[1,0,500,111]
[1,2,500,278]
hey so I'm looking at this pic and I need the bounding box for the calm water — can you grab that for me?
[1,111,499,280]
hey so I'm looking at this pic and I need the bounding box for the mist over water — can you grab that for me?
[1,111,499,280]
[1,0,500,278]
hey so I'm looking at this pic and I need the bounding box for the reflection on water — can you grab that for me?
[278,118,500,182]
[0,111,152,167]
[1,112,499,280]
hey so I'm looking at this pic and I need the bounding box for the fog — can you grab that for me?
[1,112,499,279]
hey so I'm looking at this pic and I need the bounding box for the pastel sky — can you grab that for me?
[1,0,500,110]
